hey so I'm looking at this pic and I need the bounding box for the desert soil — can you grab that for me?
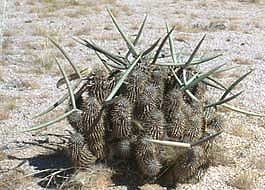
[1,0,265,189]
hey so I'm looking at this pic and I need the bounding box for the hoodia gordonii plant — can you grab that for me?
[26,9,265,187]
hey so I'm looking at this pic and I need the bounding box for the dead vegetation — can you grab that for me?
[250,155,265,170]
[0,112,9,121]
[27,0,118,18]
[0,170,33,190]
[228,170,258,190]
[233,57,254,65]
[208,144,236,167]
[0,95,19,112]
[60,166,114,190]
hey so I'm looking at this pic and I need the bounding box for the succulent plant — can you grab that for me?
[26,9,265,188]
[68,132,97,168]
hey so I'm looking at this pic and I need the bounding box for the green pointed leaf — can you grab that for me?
[154,55,221,67]
[154,62,184,66]
[24,109,77,132]
[33,81,81,119]
[145,138,191,148]
[125,15,147,58]
[106,61,127,70]
[56,68,90,88]
[107,8,138,57]
[90,40,128,67]
[56,73,79,89]
[190,54,222,66]
[55,58,76,109]
[170,67,183,86]
[191,131,222,147]
[142,38,161,57]
[184,72,199,86]
[170,68,199,102]
[166,22,179,66]
[152,27,175,65]
[76,38,127,67]
[185,90,199,102]
[49,37,81,79]
[182,63,226,91]
[185,34,206,66]
[220,69,252,100]
[29,59,80,131]
[205,91,243,108]
[222,103,265,117]
[213,65,240,74]
[105,53,143,103]
[132,14,147,46]
[94,51,112,72]
[206,76,229,92]
[202,80,224,91]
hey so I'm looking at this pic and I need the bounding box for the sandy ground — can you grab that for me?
[1,0,265,189]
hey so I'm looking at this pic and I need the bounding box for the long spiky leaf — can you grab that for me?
[191,131,223,146]
[152,27,175,65]
[144,138,191,148]
[125,15,147,58]
[170,68,199,102]
[55,58,76,109]
[28,59,80,131]
[49,37,81,79]
[32,81,81,119]
[91,40,128,67]
[105,53,143,103]
[213,65,240,75]
[220,69,252,100]
[56,67,91,88]
[94,51,112,72]
[205,91,243,108]
[184,34,206,66]
[107,8,138,57]
[24,109,77,132]
[190,54,222,66]
[202,79,224,91]
[166,22,179,66]
[133,15,147,46]
[182,63,226,91]
[76,38,127,66]
[206,76,230,92]
[142,38,161,57]
[222,103,265,117]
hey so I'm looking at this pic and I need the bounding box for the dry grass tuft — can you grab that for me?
[32,25,62,40]
[5,99,17,110]
[0,150,7,161]
[228,20,242,31]
[61,165,114,189]
[0,70,4,82]
[29,0,118,18]
[21,80,40,89]
[175,34,191,43]
[208,144,236,167]
[228,170,258,190]
[250,155,265,170]
[94,33,120,41]
[0,170,33,190]
[31,38,58,74]
[233,57,254,65]
[1,38,11,52]
[0,111,9,120]
[229,124,254,139]
[247,0,265,4]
